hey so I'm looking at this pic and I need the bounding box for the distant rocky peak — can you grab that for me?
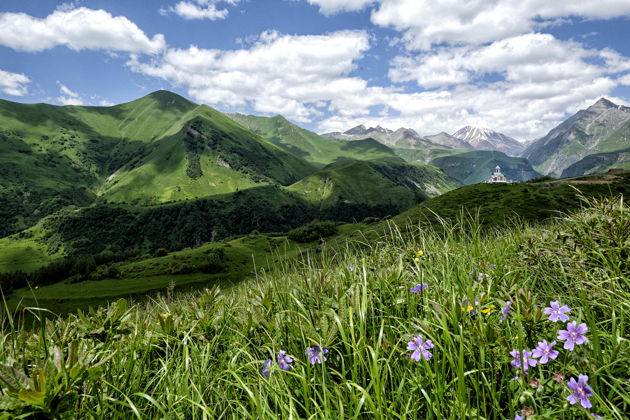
[344,124,368,135]
[587,97,630,113]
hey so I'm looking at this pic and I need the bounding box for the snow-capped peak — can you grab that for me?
[452,126,525,156]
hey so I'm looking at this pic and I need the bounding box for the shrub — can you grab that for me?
[287,221,339,243]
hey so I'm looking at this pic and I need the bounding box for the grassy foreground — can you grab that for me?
[0,196,628,419]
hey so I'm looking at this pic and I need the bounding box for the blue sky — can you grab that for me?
[1,0,629,140]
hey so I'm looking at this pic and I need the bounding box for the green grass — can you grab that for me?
[561,147,630,177]
[227,113,398,166]
[0,225,62,273]
[0,195,627,418]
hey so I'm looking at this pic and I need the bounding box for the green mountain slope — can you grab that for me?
[288,159,461,221]
[522,98,630,176]
[428,150,541,184]
[0,91,317,232]
[227,113,398,166]
[391,171,630,229]
[561,147,630,177]
[99,108,316,204]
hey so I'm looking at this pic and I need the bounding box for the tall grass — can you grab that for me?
[0,196,628,419]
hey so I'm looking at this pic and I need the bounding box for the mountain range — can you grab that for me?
[0,90,460,246]
[322,97,630,179]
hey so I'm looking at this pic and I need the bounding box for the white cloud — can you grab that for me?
[56,83,84,105]
[366,0,630,50]
[99,99,116,106]
[0,7,165,54]
[129,30,371,122]
[0,69,30,96]
[161,0,237,20]
[307,0,374,15]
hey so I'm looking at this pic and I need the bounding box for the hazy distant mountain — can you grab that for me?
[522,98,630,176]
[452,126,525,156]
[322,125,440,149]
[425,132,474,149]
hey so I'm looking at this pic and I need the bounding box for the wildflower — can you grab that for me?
[461,299,479,314]
[477,272,489,281]
[514,415,523,420]
[409,284,428,294]
[544,301,571,322]
[277,350,293,371]
[529,378,540,389]
[347,264,354,272]
[488,264,497,271]
[500,301,512,322]
[522,406,534,417]
[532,340,559,364]
[461,304,474,313]
[159,313,170,321]
[262,359,272,379]
[481,304,496,314]
[416,250,424,257]
[591,414,603,419]
[413,257,420,263]
[305,345,328,365]
[510,349,537,371]
[553,372,565,383]
[567,374,594,409]
[557,322,588,351]
[407,335,434,361]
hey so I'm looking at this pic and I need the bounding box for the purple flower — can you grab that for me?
[544,300,571,322]
[477,272,489,281]
[531,340,559,364]
[557,321,588,351]
[567,374,594,408]
[409,283,428,294]
[488,264,497,271]
[407,335,434,361]
[277,350,293,371]
[510,349,537,371]
[500,301,512,323]
[514,415,524,420]
[262,359,272,379]
[305,345,328,365]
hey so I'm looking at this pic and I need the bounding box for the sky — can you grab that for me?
[1,0,630,141]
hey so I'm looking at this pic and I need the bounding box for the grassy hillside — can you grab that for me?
[429,150,541,184]
[391,171,630,229]
[393,146,463,164]
[561,147,630,177]
[227,113,398,166]
[1,195,627,418]
[288,159,461,221]
[100,109,316,204]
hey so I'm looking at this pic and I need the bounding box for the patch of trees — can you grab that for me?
[0,250,136,295]
[42,186,317,256]
[288,221,339,243]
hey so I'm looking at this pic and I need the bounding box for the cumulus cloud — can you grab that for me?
[161,1,238,20]
[315,34,628,139]
[0,69,30,96]
[368,0,630,50]
[0,7,165,54]
[57,83,84,105]
[307,0,374,15]
[129,30,371,122]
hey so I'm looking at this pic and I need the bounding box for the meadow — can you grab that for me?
[0,194,627,419]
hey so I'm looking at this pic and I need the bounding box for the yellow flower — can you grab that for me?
[416,250,424,257]
[481,308,491,314]
[461,305,473,312]
[159,313,170,321]
[413,257,420,263]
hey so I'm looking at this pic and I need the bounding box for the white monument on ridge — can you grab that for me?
[488,165,508,183]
